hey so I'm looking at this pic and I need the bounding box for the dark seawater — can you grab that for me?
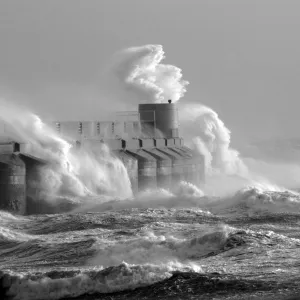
[1,187,300,300]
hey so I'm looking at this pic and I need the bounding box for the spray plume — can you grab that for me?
[180,103,248,176]
[0,99,132,203]
[104,44,188,106]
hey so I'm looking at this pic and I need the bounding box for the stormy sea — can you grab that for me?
[1,186,300,300]
[1,45,300,299]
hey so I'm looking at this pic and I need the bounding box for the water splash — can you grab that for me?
[180,103,247,176]
[105,44,188,106]
[0,99,132,204]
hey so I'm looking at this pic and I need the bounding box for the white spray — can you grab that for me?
[103,44,188,108]
[0,99,132,203]
[179,103,248,176]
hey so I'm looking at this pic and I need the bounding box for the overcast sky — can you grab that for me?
[1,0,300,145]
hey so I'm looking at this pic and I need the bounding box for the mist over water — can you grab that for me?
[1,45,300,300]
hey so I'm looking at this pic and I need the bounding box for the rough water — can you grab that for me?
[1,45,300,299]
[1,186,300,300]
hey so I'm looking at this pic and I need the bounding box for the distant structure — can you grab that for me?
[0,101,205,214]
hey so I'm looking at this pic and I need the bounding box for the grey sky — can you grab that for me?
[1,0,300,145]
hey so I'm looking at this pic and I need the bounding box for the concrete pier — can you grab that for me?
[0,102,205,214]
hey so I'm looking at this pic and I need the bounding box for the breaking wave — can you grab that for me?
[72,183,300,217]
[2,262,198,300]
[0,98,133,206]
[1,215,300,300]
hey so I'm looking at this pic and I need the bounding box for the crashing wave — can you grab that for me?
[2,262,200,300]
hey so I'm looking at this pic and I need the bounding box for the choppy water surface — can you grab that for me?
[1,187,300,300]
